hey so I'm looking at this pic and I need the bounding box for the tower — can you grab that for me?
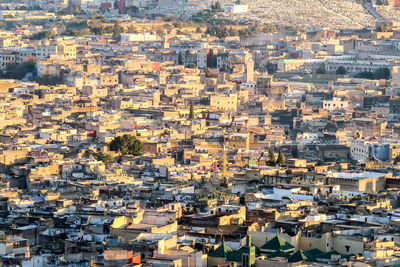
[222,142,228,182]
[241,235,256,267]
[245,56,254,83]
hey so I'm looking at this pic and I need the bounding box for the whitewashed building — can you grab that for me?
[224,0,248,14]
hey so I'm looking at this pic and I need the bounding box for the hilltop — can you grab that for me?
[152,0,400,30]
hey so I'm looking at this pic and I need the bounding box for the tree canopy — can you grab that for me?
[336,66,347,75]
[355,67,390,80]
[316,66,326,74]
[394,154,400,165]
[30,30,55,40]
[95,151,114,164]
[189,103,194,119]
[374,67,390,80]
[211,1,222,11]
[276,150,285,166]
[109,134,143,156]
[267,149,276,166]
[35,75,63,86]
[113,21,123,38]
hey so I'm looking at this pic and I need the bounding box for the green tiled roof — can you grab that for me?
[288,250,309,262]
[255,246,261,256]
[226,248,245,262]
[267,249,291,258]
[260,236,295,251]
[315,250,340,260]
[209,243,233,258]
[226,246,253,262]
[304,248,322,262]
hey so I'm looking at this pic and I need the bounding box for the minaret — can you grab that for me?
[245,56,254,83]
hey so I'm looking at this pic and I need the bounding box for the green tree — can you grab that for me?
[267,149,276,166]
[238,29,250,36]
[109,134,143,156]
[266,62,277,74]
[89,25,103,35]
[394,154,400,164]
[377,22,392,32]
[30,30,55,40]
[206,26,215,35]
[189,102,194,119]
[95,151,113,164]
[59,5,82,15]
[113,21,123,38]
[374,67,390,80]
[276,150,285,166]
[317,188,322,196]
[73,6,81,14]
[355,71,374,79]
[316,66,326,74]
[228,27,237,36]
[262,24,277,33]
[336,66,347,75]
[214,0,222,11]
[173,22,182,28]
[35,75,63,86]
[64,28,91,36]
[127,6,139,16]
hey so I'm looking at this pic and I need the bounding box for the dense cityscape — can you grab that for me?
[0,0,400,266]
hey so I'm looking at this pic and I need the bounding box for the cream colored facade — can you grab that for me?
[36,39,76,61]
[210,94,238,111]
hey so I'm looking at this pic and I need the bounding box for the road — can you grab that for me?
[363,3,387,22]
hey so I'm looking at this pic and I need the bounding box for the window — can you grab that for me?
[241,254,249,267]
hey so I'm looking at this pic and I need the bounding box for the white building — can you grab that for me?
[35,39,76,61]
[0,48,35,70]
[224,0,248,14]
[120,33,158,42]
[296,132,319,145]
[350,139,390,163]
[322,97,348,111]
[325,59,392,73]
[276,58,325,72]
[351,140,371,163]
[196,50,208,69]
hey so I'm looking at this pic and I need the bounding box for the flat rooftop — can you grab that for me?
[330,172,386,180]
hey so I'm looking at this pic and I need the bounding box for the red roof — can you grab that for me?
[117,0,126,8]
[101,2,112,8]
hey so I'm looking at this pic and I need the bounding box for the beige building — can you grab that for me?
[326,172,386,193]
[36,39,76,61]
[210,94,238,111]
[350,118,387,137]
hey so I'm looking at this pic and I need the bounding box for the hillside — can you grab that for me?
[152,0,392,30]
